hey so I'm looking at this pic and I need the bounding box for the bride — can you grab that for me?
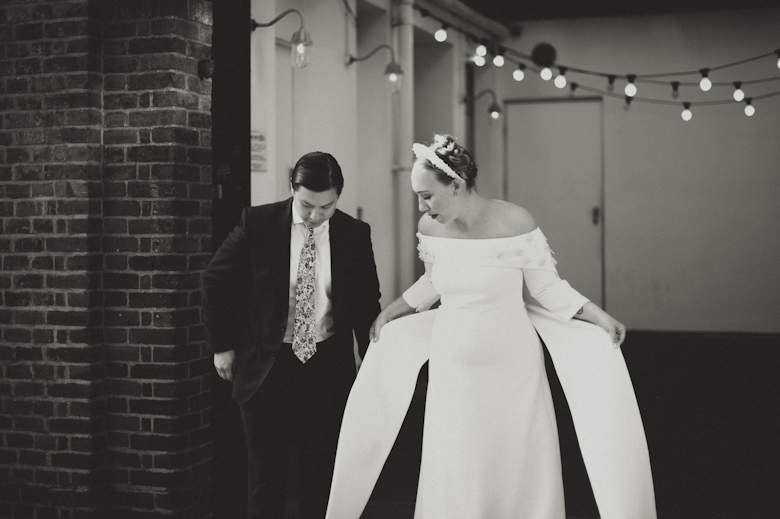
[325,135,656,519]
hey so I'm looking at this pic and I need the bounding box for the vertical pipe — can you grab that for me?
[249,0,277,205]
[393,0,416,296]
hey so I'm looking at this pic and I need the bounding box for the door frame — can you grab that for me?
[502,96,607,309]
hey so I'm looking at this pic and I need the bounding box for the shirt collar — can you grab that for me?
[292,202,330,232]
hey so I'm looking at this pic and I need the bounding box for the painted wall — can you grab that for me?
[252,0,359,215]
[252,0,491,303]
[478,8,780,332]
[356,0,396,306]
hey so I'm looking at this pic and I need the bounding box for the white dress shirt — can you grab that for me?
[283,204,334,343]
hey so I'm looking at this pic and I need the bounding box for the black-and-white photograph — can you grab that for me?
[1,1,778,518]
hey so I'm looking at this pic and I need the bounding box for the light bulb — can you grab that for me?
[388,73,402,93]
[474,55,485,67]
[699,77,712,91]
[493,55,504,67]
[385,61,403,93]
[435,28,447,42]
[776,57,780,69]
[681,108,692,121]
[732,82,744,102]
[625,83,637,97]
[606,76,615,92]
[554,74,566,89]
[476,44,487,57]
[540,67,552,81]
[292,43,309,68]
[671,82,680,99]
[290,28,311,68]
[491,110,500,120]
[513,68,525,81]
[745,104,755,116]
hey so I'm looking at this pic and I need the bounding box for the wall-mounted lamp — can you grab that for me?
[347,44,404,93]
[251,9,312,68]
[464,89,502,120]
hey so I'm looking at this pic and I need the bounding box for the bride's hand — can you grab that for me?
[369,311,391,343]
[596,314,626,347]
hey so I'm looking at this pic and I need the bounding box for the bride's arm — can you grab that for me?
[369,262,439,342]
[572,302,626,347]
[368,296,415,343]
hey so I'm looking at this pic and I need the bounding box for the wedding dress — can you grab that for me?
[325,228,656,519]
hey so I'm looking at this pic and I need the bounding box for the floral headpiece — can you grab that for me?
[412,142,462,183]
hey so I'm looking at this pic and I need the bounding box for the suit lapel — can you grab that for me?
[329,211,347,325]
[273,198,293,309]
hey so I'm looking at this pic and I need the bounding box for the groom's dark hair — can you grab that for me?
[290,151,344,195]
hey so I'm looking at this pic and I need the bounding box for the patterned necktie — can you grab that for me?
[292,226,317,363]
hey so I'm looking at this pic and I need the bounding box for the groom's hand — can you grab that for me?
[214,349,236,381]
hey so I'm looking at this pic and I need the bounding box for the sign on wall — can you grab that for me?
[250,130,267,173]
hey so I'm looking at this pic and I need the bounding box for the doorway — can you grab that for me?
[211,1,251,517]
[504,98,605,306]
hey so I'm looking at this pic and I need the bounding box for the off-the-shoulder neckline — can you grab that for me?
[417,227,541,241]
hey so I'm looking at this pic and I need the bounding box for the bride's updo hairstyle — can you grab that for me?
[415,134,478,189]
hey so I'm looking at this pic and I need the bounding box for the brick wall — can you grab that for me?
[0,1,214,517]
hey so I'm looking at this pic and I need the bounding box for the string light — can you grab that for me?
[554,67,567,89]
[671,81,680,99]
[625,74,637,97]
[624,95,632,111]
[407,4,780,119]
[434,25,448,42]
[732,81,745,102]
[512,64,526,81]
[744,98,755,116]
[681,102,692,121]
[569,82,578,96]
[699,68,712,91]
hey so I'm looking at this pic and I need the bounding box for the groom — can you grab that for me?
[202,151,381,519]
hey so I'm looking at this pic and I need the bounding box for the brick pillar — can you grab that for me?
[1,1,106,517]
[101,0,213,516]
[0,0,214,517]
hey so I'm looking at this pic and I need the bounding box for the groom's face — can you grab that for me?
[292,186,339,228]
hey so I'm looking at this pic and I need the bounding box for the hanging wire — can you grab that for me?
[511,58,780,106]
[412,5,780,91]
[410,4,780,110]
[341,0,358,24]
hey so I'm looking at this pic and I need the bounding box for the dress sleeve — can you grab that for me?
[523,268,589,320]
[402,235,440,312]
[402,273,440,312]
[520,229,589,320]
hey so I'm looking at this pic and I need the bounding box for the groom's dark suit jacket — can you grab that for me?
[202,198,381,403]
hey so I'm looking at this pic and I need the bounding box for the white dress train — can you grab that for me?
[326,229,656,519]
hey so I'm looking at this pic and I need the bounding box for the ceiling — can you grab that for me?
[458,0,778,24]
